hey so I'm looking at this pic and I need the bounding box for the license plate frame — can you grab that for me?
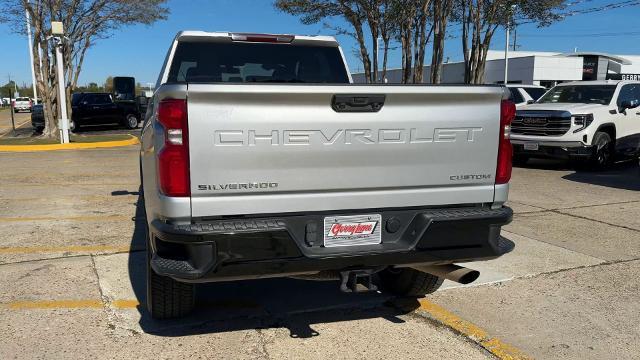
[523,142,539,151]
[323,214,382,247]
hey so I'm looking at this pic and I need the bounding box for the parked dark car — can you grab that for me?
[31,104,45,132]
[70,92,141,132]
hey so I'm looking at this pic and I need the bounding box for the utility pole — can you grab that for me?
[504,24,510,84]
[51,21,69,144]
[25,9,38,104]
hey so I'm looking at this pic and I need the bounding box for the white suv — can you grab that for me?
[506,84,547,108]
[510,80,640,169]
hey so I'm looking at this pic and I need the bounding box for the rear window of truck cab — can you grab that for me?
[166,41,350,84]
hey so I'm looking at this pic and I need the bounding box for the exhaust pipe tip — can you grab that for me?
[455,269,480,284]
[412,264,480,285]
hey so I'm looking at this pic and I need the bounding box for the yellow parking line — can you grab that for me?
[0,244,135,254]
[0,214,132,223]
[418,299,532,360]
[1,299,139,310]
[4,299,103,310]
[112,299,140,309]
[0,135,139,152]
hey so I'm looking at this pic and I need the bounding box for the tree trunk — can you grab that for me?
[461,0,471,83]
[412,0,432,84]
[401,25,413,83]
[26,1,59,139]
[430,0,451,84]
[369,16,379,83]
[340,1,371,83]
[381,38,390,82]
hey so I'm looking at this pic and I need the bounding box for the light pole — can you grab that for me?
[51,21,70,144]
[25,9,38,104]
[503,5,517,85]
[8,74,16,135]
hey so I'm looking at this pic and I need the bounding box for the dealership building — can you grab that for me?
[352,50,640,87]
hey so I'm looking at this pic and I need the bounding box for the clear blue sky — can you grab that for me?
[2,0,640,87]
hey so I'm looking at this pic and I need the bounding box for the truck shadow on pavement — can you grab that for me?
[126,192,420,338]
[562,161,640,191]
[516,158,640,191]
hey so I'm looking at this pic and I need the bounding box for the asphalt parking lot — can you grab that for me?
[0,142,638,359]
[0,109,31,137]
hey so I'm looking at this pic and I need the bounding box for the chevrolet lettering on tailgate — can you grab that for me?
[213,128,484,146]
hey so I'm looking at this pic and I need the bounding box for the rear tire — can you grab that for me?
[146,226,195,319]
[590,131,613,170]
[69,119,80,133]
[379,267,444,297]
[125,114,139,129]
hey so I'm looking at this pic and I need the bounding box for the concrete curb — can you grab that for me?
[0,135,139,152]
[413,299,533,360]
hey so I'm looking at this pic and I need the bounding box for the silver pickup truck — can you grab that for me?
[140,31,516,319]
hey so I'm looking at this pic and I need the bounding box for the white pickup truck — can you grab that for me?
[12,97,32,113]
[140,31,516,319]
[511,80,640,168]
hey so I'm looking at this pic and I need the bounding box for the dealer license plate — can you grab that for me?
[523,142,539,151]
[323,214,382,247]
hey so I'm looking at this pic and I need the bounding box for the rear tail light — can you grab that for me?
[157,98,190,197]
[231,33,294,43]
[496,99,515,184]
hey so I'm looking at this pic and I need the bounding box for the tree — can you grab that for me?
[429,0,452,84]
[378,0,397,82]
[276,0,438,84]
[412,0,434,83]
[355,0,380,82]
[276,0,374,82]
[0,1,168,138]
[104,76,114,93]
[456,0,565,84]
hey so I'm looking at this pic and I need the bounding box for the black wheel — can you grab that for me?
[379,267,444,297]
[125,114,139,129]
[512,154,530,167]
[69,119,80,133]
[590,131,613,169]
[146,225,195,319]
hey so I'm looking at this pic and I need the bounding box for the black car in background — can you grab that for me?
[70,92,141,132]
[31,104,45,132]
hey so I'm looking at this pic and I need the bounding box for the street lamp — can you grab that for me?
[504,5,517,85]
[25,9,38,104]
[51,21,70,144]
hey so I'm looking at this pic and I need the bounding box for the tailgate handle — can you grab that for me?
[332,94,385,113]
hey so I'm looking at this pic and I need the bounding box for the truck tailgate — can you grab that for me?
[187,84,503,217]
